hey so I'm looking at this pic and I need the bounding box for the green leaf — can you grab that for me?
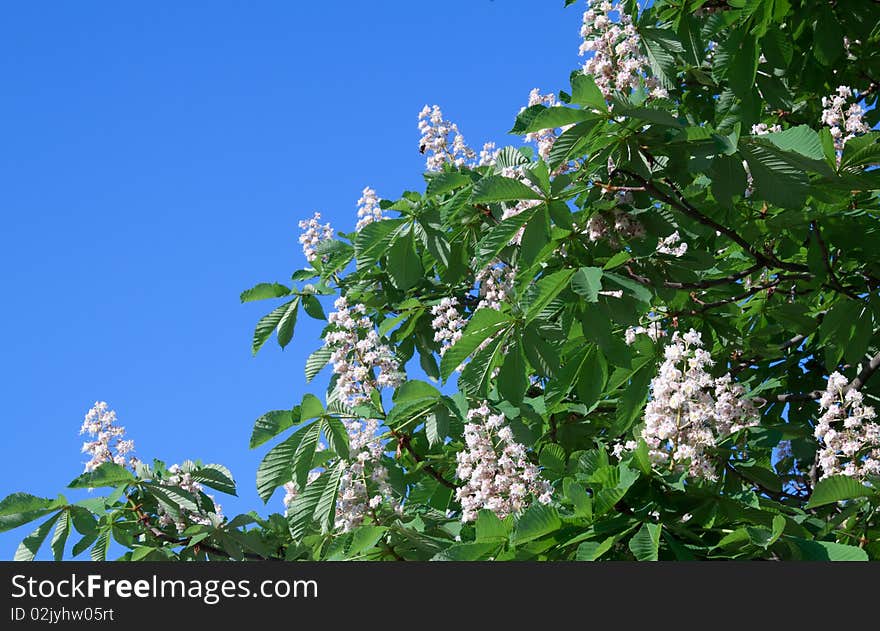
[740,143,809,209]
[387,231,423,291]
[471,176,544,204]
[300,393,325,421]
[256,424,313,502]
[576,347,607,410]
[812,6,844,66]
[239,283,290,303]
[143,483,201,514]
[288,464,341,539]
[805,475,872,509]
[475,510,511,542]
[524,269,575,323]
[789,537,868,561]
[514,504,561,544]
[497,340,528,405]
[440,309,511,380]
[323,416,350,460]
[90,531,110,561]
[68,462,135,489]
[426,171,471,197]
[710,154,748,207]
[190,464,237,496]
[305,346,332,382]
[355,218,407,271]
[602,272,652,305]
[459,336,505,398]
[393,379,441,403]
[301,294,326,320]
[50,510,71,561]
[628,522,661,561]
[571,266,603,302]
[251,298,298,354]
[0,493,60,519]
[426,407,451,447]
[760,125,824,161]
[570,73,607,111]
[293,421,323,490]
[275,297,300,349]
[474,208,540,270]
[520,107,596,133]
[250,409,299,449]
[14,513,61,561]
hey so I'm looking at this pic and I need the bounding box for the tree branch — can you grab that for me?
[612,169,808,274]
[393,431,457,490]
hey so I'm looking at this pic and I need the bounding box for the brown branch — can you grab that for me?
[613,168,808,274]
[811,221,862,301]
[848,351,880,393]
[393,431,457,490]
[623,263,761,290]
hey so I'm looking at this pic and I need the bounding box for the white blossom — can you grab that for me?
[639,329,759,480]
[298,212,334,262]
[624,321,666,346]
[80,401,137,472]
[418,104,476,171]
[578,1,667,100]
[455,402,553,522]
[656,230,688,258]
[431,297,466,356]
[820,86,870,158]
[325,296,404,406]
[814,371,879,479]
[355,186,385,231]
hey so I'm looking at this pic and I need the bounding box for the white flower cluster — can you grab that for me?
[814,372,880,479]
[355,186,385,232]
[750,123,781,135]
[584,208,645,244]
[821,86,870,155]
[336,418,400,531]
[476,262,516,311]
[298,212,334,262]
[80,401,136,472]
[156,463,223,533]
[624,321,666,345]
[326,296,404,406]
[418,104,476,171]
[478,141,499,167]
[637,329,759,480]
[455,402,553,522]
[578,0,667,100]
[656,230,688,257]
[431,297,466,356]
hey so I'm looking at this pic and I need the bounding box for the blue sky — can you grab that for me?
[0,1,581,558]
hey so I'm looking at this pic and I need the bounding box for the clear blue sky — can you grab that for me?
[0,0,580,558]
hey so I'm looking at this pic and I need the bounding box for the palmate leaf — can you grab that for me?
[14,512,62,561]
